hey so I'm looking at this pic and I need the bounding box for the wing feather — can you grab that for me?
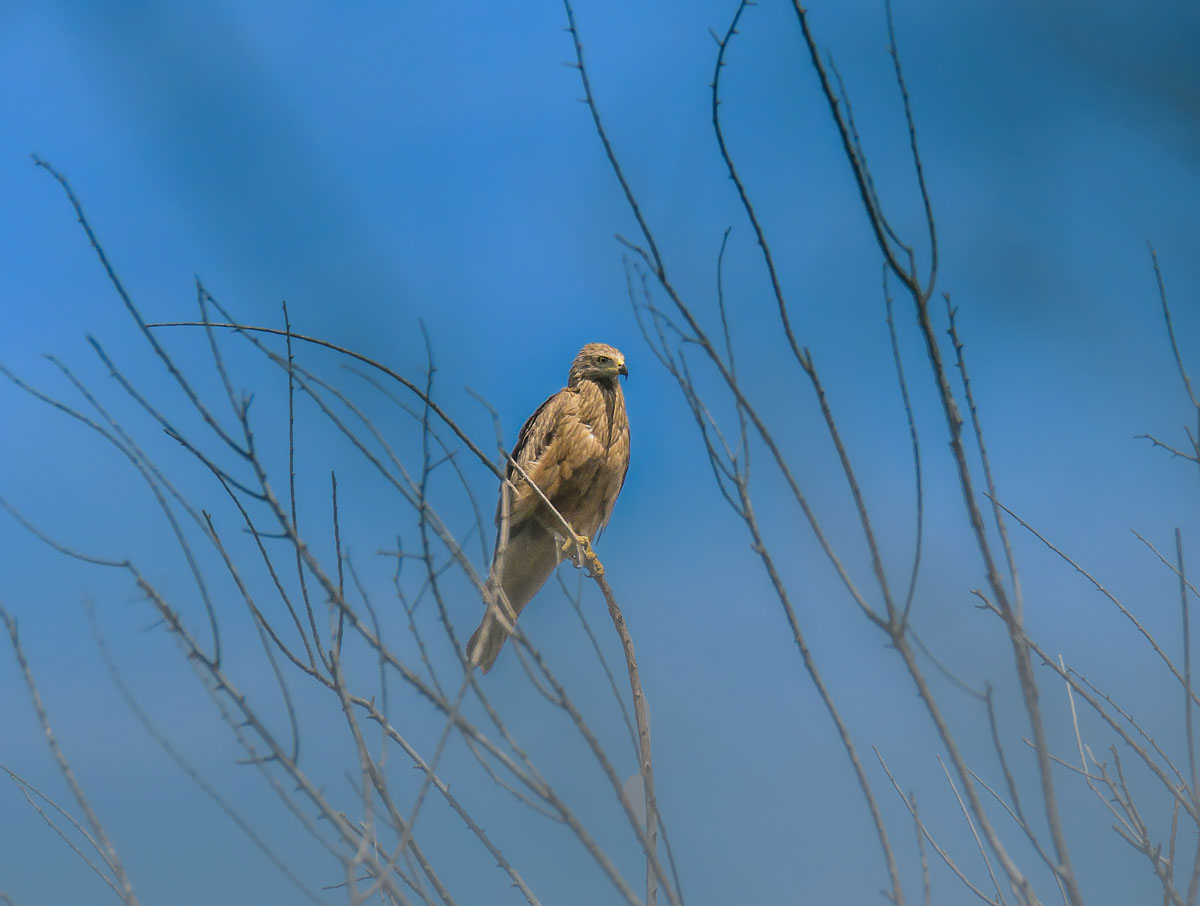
[509,392,561,477]
[499,388,576,528]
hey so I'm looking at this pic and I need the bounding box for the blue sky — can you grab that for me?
[3,1,1200,904]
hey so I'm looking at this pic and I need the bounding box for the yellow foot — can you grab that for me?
[561,532,604,577]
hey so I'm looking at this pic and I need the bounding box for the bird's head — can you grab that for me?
[568,343,628,387]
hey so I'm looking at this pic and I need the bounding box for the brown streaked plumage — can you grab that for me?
[466,343,630,673]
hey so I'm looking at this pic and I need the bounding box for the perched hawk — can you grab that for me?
[466,343,630,673]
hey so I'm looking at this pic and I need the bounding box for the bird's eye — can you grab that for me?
[597,355,611,364]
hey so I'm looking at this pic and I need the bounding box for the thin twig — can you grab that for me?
[1,604,139,905]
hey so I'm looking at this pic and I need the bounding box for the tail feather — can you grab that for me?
[466,526,559,672]
[466,608,511,673]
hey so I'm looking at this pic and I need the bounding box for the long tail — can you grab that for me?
[466,526,559,673]
[465,605,511,674]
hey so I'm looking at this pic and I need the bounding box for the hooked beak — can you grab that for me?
[617,361,628,378]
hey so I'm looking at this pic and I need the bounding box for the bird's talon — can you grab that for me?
[560,532,603,576]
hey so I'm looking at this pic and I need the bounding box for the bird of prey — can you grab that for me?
[466,342,630,673]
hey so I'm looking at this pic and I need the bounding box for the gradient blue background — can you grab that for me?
[3,1,1200,904]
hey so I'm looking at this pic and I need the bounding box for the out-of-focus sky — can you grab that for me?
[2,1,1199,904]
